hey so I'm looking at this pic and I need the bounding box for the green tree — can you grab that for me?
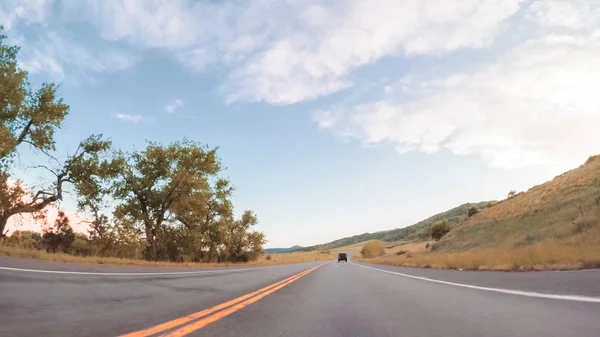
[110,139,221,260]
[246,230,267,261]
[0,135,112,237]
[41,211,75,253]
[0,27,263,263]
[0,136,110,234]
[71,139,124,254]
[111,218,145,259]
[468,206,479,217]
[223,210,264,262]
[0,28,114,237]
[175,179,264,263]
[431,219,450,241]
[71,233,93,256]
[0,28,69,166]
[2,229,41,249]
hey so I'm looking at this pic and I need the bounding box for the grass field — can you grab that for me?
[438,155,600,252]
[328,239,432,256]
[0,245,335,268]
[355,226,600,271]
[4,232,599,271]
[352,156,600,271]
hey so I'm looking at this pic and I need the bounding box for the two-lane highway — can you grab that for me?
[1,256,599,336]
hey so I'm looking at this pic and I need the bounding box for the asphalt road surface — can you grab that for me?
[1,256,599,337]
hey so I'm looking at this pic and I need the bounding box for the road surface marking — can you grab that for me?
[159,263,325,337]
[120,264,325,337]
[352,263,600,303]
[0,265,287,276]
[120,266,316,337]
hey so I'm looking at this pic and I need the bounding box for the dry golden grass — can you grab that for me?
[456,156,600,227]
[385,240,432,254]
[356,226,600,271]
[260,250,334,264]
[437,155,600,252]
[329,239,432,258]
[351,156,600,271]
[329,240,379,255]
[0,245,334,268]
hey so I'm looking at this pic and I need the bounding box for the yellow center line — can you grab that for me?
[159,263,325,337]
[119,264,324,337]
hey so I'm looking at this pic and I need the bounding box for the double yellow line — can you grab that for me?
[120,264,324,337]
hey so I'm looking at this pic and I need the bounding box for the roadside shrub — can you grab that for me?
[396,250,408,256]
[516,233,538,247]
[573,215,599,233]
[71,238,93,256]
[468,206,479,217]
[265,255,272,260]
[431,219,450,241]
[361,241,385,258]
[431,243,440,251]
[425,243,430,249]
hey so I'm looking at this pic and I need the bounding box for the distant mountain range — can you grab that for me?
[262,202,492,254]
[263,245,304,253]
[302,201,493,251]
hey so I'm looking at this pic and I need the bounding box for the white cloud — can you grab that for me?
[16,30,137,81]
[62,0,205,49]
[527,0,600,30]
[165,99,184,114]
[7,0,600,170]
[3,1,137,81]
[227,0,525,104]
[56,0,525,105]
[0,0,53,30]
[315,14,600,170]
[115,113,145,123]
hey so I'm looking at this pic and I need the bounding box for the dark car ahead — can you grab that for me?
[338,252,347,262]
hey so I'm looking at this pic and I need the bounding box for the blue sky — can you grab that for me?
[3,0,600,248]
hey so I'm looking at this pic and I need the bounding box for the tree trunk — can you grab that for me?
[0,215,9,238]
[208,245,215,262]
[144,224,157,261]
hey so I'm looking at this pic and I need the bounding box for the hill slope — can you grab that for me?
[360,155,600,270]
[264,245,304,253]
[305,201,492,251]
[437,155,600,252]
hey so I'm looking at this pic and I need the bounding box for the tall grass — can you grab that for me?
[357,226,600,271]
[0,245,335,268]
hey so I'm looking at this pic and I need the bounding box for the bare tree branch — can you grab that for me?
[30,164,60,177]
[31,190,56,202]
[15,118,34,148]
[23,140,59,163]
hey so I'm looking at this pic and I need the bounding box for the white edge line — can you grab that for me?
[0,264,293,276]
[351,262,600,303]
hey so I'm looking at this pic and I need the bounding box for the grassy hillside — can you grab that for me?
[359,155,600,270]
[305,201,492,251]
[264,245,304,253]
[438,155,600,252]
